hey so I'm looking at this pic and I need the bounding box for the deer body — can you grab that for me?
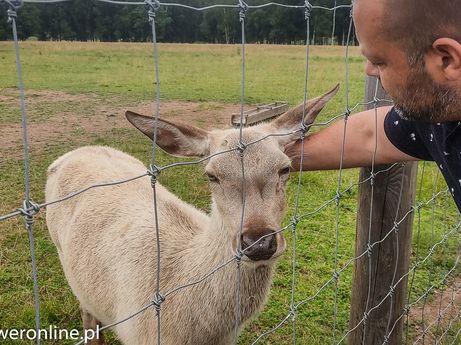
[45,86,338,344]
[46,146,274,344]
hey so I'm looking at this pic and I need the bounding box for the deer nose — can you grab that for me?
[240,231,277,261]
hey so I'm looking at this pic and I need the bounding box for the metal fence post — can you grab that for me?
[348,77,418,344]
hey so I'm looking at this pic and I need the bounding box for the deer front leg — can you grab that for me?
[80,307,106,345]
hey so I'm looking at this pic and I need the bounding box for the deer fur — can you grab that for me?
[45,85,339,345]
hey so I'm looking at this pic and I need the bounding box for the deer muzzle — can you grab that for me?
[240,230,278,261]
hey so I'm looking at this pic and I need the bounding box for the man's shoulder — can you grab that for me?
[383,107,433,161]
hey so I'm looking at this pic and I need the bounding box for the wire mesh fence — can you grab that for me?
[0,0,460,344]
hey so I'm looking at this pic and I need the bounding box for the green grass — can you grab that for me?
[0,42,364,108]
[0,42,460,345]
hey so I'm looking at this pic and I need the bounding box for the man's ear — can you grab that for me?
[429,38,461,82]
[125,111,210,157]
[270,84,340,147]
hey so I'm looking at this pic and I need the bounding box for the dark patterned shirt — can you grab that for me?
[384,107,461,211]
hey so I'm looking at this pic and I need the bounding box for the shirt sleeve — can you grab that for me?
[383,107,434,161]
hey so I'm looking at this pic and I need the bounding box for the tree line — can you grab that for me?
[0,0,354,44]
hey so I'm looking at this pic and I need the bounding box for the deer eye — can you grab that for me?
[279,166,291,176]
[205,172,219,183]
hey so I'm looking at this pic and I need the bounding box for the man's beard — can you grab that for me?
[390,64,461,122]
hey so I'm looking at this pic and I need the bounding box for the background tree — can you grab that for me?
[0,0,355,45]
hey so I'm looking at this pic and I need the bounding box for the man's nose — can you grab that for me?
[365,60,380,77]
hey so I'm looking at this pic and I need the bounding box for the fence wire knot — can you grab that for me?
[344,107,351,118]
[403,304,410,315]
[236,142,247,158]
[152,292,165,312]
[6,8,16,22]
[145,0,160,22]
[335,190,341,205]
[366,244,372,257]
[291,216,299,230]
[235,248,244,262]
[389,285,395,297]
[393,222,399,234]
[18,200,40,225]
[4,0,23,23]
[289,305,297,321]
[382,335,389,345]
[148,164,161,186]
[238,0,248,22]
[332,270,340,283]
[362,311,369,324]
[413,202,423,212]
[369,172,375,186]
[304,1,312,20]
[299,122,310,138]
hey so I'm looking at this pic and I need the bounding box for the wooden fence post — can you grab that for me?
[348,77,418,344]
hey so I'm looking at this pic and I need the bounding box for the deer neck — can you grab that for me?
[191,200,275,306]
[166,203,274,340]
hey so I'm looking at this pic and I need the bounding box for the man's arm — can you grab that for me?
[286,106,419,171]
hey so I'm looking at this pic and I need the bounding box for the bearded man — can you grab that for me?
[287,0,461,210]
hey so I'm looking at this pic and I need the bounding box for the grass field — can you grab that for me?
[0,42,460,344]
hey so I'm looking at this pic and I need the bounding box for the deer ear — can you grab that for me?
[125,111,210,157]
[270,84,340,146]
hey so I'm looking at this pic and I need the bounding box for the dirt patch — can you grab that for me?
[409,276,461,343]
[0,88,92,106]
[1,89,247,160]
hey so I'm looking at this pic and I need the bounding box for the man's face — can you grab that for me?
[353,0,461,122]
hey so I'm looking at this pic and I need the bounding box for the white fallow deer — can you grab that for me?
[45,85,339,345]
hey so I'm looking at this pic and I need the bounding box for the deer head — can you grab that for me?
[125,84,339,264]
